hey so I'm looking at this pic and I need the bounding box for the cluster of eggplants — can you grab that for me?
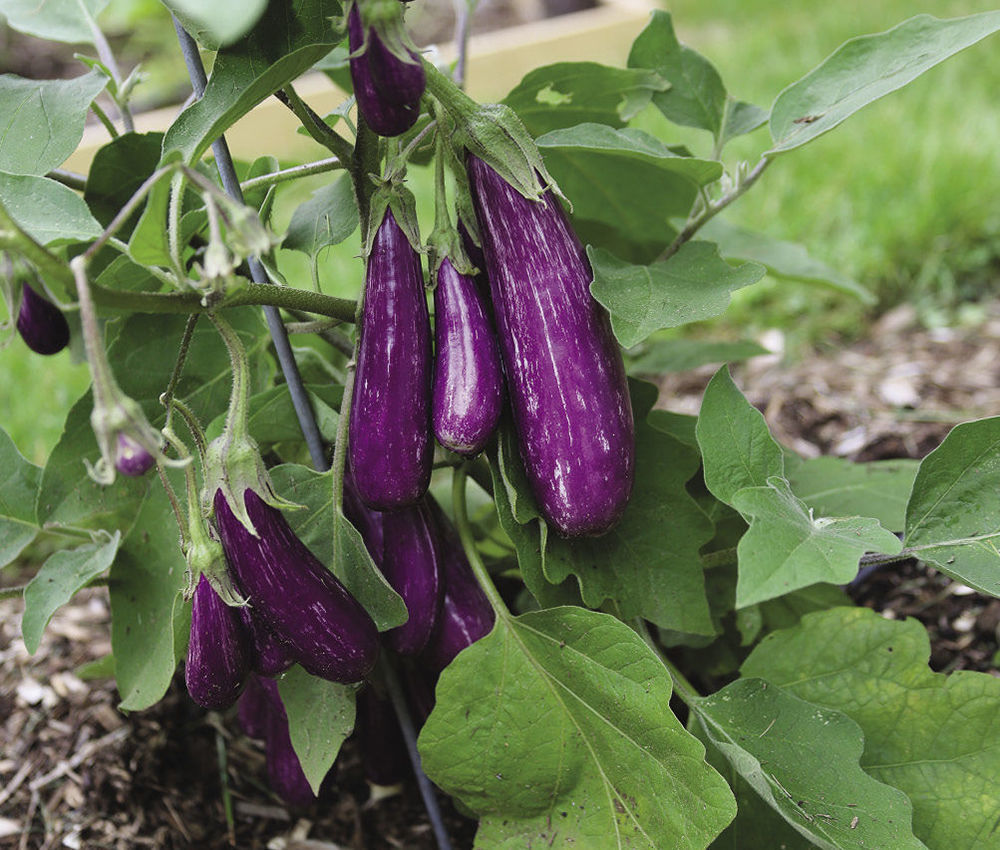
[347,2,425,137]
[16,283,70,356]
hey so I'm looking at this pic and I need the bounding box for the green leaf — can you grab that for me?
[21,532,120,654]
[277,665,355,795]
[206,384,340,445]
[628,338,768,374]
[589,243,765,348]
[110,479,190,711]
[536,124,721,247]
[904,416,1000,596]
[699,217,873,304]
[502,61,668,136]
[162,0,268,49]
[163,0,344,164]
[717,98,768,149]
[419,607,736,848]
[0,173,101,245]
[0,519,36,569]
[85,132,165,230]
[742,606,1000,850]
[647,409,698,449]
[283,174,358,259]
[0,71,108,175]
[693,678,926,850]
[0,425,42,524]
[268,464,407,632]
[768,12,1000,155]
[731,478,902,608]
[696,366,784,505]
[126,152,180,266]
[627,10,727,137]
[0,0,109,44]
[787,456,918,534]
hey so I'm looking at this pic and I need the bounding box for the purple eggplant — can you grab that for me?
[258,677,317,807]
[467,154,635,537]
[432,257,504,456]
[356,686,408,788]
[347,4,425,137]
[349,209,432,510]
[238,606,296,677]
[16,283,69,355]
[380,500,442,655]
[238,674,271,739]
[114,433,156,477]
[214,488,380,683]
[423,499,495,671]
[342,467,385,565]
[185,573,251,710]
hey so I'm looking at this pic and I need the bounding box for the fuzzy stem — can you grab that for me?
[206,312,251,445]
[161,314,200,431]
[239,156,344,194]
[85,12,135,132]
[452,465,509,617]
[69,257,118,411]
[89,98,119,139]
[46,169,88,191]
[276,85,356,164]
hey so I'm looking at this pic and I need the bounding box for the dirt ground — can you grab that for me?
[3,304,1000,849]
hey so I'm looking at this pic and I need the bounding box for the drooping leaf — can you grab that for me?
[696,366,784,505]
[768,12,1000,154]
[589,243,765,349]
[283,175,358,259]
[0,71,108,175]
[904,416,1000,596]
[742,606,1000,850]
[277,665,356,794]
[502,61,668,136]
[0,173,101,245]
[700,217,874,303]
[268,464,407,632]
[0,0,109,44]
[85,132,165,230]
[627,338,769,375]
[162,0,268,49]
[731,478,901,608]
[419,607,737,848]
[787,455,918,533]
[163,0,344,164]
[693,678,926,850]
[21,532,121,654]
[110,479,191,711]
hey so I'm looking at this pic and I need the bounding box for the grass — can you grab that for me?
[2,1,999,462]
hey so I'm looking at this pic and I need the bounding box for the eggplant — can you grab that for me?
[380,499,442,655]
[342,467,385,565]
[356,686,408,788]
[349,209,432,510]
[214,488,380,683]
[347,4,425,137]
[16,283,69,355]
[258,676,317,807]
[238,606,296,677]
[185,573,251,710]
[432,257,504,456]
[237,674,271,739]
[114,433,156,477]
[466,154,635,537]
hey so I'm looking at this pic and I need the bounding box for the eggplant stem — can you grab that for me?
[162,314,200,432]
[451,466,510,618]
[239,156,344,194]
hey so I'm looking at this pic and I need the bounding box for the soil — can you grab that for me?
[3,305,1000,849]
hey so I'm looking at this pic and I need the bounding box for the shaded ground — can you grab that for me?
[3,306,1000,848]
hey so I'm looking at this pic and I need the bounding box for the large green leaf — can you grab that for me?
[277,665,355,795]
[502,62,668,137]
[0,0,109,44]
[904,417,1000,596]
[693,678,925,850]
[731,478,901,608]
[0,173,101,245]
[163,0,268,49]
[696,366,784,506]
[589,243,765,349]
[85,132,165,230]
[21,532,121,654]
[536,124,721,247]
[283,174,358,259]
[0,71,108,175]
[419,606,736,848]
[163,0,344,163]
[110,479,191,711]
[742,607,1000,850]
[627,338,768,375]
[206,384,340,445]
[768,12,1000,155]
[0,427,43,566]
[268,464,406,632]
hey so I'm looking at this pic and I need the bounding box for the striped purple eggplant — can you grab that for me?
[114,433,155,477]
[185,574,251,710]
[214,488,379,683]
[380,500,442,655]
[466,154,635,537]
[16,283,69,355]
[432,257,504,456]
[238,606,296,677]
[258,677,317,807]
[342,467,385,565]
[349,209,432,510]
[237,675,270,739]
[356,686,407,788]
[347,4,425,137]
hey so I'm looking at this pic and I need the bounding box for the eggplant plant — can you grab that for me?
[5,1,1000,848]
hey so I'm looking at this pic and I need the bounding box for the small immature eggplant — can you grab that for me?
[238,606,296,677]
[16,283,69,355]
[466,154,635,537]
[432,257,504,456]
[349,209,433,510]
[185,574,251,710]
[380,500,442,655]
[258,677,317,807]
[347,4,425,137]
[114,433,156,478]
[214,488,380,683]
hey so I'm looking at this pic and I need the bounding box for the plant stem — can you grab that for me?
[46,169,88,192]
[0,576,109,601]
[328,354,354,507]
[206,313,251,445]
[452,465,509,617]
[276,85,356,165]
[167,398,208,463]
[451,0,478,89]
[161,314,200,431]
[89,98,119,139]
[85,12,135,132]
[633,619,702,708]
[239,156,344,194]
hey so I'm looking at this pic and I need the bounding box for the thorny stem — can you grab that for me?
[206,312,251,445]
[156,462,188,550]
[166,398,208,463]
[239,156,344,194]
[276,85,356,165]
[161,314,200,431]
[452,465,509,617]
